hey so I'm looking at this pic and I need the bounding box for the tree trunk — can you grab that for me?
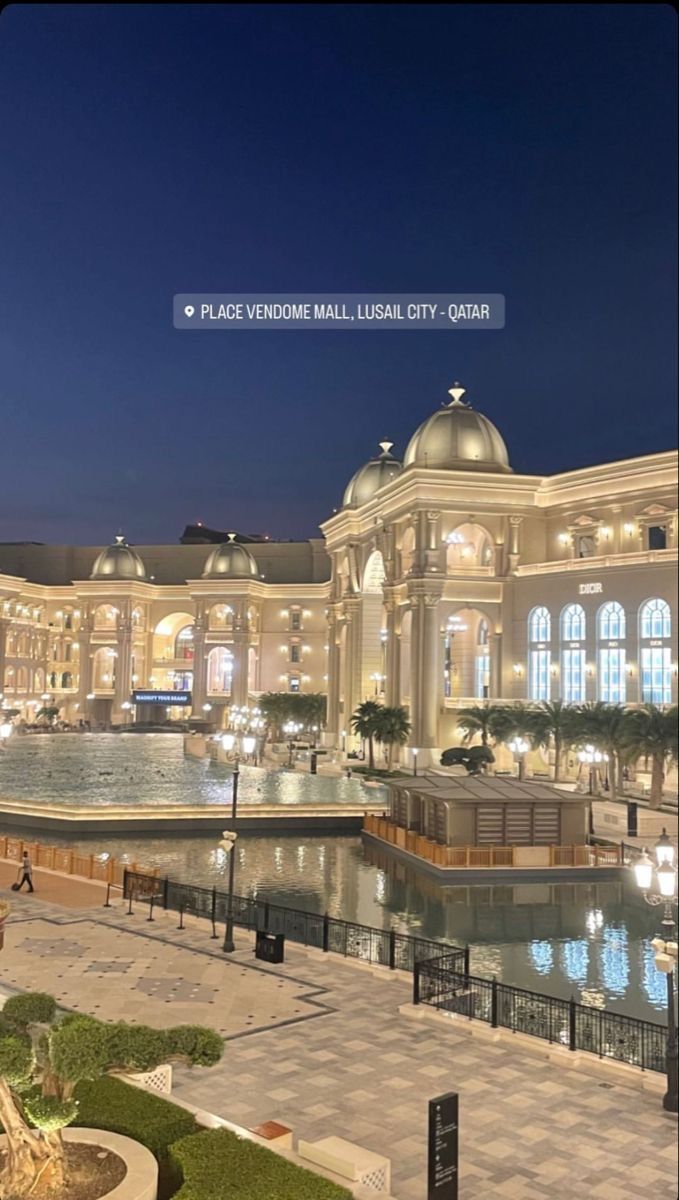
[608,751,617,803]
[649,755,665,809]
[367,736,375,770]
[553,734,562,782]
[0,1079,51,1197]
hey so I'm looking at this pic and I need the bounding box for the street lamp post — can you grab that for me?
[633,830,678,1113]
[221,733,240,953]
[508,736,530,782]
[412,747,419,777]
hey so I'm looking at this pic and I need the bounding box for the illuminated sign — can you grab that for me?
[579,582,603,595]
[132,690,192,706]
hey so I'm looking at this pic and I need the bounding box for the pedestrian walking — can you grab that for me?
[15,851,34,892]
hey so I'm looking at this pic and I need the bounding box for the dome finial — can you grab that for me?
[378,441,394,457]
[114,531,125,545]
[447,382,467,407]
[227,532,236,542]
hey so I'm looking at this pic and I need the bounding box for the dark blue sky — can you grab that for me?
[0,4,676,544]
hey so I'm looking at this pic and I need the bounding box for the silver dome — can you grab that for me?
[203,534,260,580]
[404,384,511,473]
[90,535,147,581]
[343,442,402,508]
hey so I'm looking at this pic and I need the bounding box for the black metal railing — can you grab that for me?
[123,869,467,975]
[414,955,667,1074]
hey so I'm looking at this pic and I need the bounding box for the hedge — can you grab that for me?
[170,1127,353,1200]
[73,1076,198,1199]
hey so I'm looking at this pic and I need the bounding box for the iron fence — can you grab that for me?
[123,869,467,975]
[414,955,667,1073]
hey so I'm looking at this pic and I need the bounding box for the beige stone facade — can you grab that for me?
[0,385,677,758]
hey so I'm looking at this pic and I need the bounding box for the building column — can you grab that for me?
[384,589,401,707]
[490,631,502,699]
[0,618,8,699]
[508,516,523,573]
[77,623,93,711]
[191,610,207,712]
[343,598,361,743]
[408,581,444,758]
[325,606,341,741]
[113,614,132,721]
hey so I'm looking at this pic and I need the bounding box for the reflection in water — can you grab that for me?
[529,941,554,976]
[559,940,589,987]
[27,827,669,1022]
[0,733,382,809]
[599,925,630,998]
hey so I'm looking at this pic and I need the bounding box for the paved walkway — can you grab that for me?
[0,880,677,1200]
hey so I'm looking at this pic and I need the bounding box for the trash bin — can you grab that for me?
[255,930,285,964]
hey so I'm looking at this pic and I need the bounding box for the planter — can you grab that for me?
[0,1128,158,1200]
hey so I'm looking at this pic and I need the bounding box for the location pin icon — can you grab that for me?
[184,305,195,318]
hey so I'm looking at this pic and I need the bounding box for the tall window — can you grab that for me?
[640,598,671,639]
[561,603,586,701]
[174,626,195,661]
[475,620,490,699]
[640,599,672,704]
[598,602,626,703]
[599,601,626,640]
[207,647,233,694]
[528,606,551,700]
[561,604,585,642]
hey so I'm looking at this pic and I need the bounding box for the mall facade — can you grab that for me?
[1,383,676,762]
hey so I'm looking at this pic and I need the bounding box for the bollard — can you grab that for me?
[178,905,185,930]
[569,996,577,1051]
[388,928,396,970]
[147,895,155,922]
[126,890,134,917]
[322,912,330,953]
[413,962,421,1005]
[104,883,112,908]
[211,888,218,938]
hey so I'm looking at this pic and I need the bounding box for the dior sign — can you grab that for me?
[579,582,603,595]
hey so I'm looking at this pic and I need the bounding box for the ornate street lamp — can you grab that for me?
[222,735,241,953]
[508,736,530,782]
[577,744,609,796]
[633,830,678,1113]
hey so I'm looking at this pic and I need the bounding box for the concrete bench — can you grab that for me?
[298,1136,391,1194]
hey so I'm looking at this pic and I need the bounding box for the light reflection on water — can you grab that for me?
[0,734,381,808]
[31,827,668,1023]
[1,734,669,1023]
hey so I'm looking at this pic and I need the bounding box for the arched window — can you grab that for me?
[529,606,550,643]
[131,607,145,630]
[61,672,73,689]
[639,598,672,704]
[598,602,626,703]
[207,647,233,694]
[475,619,490,699]
[528,607,551,700]
[599,601,625,641]
[640,598,671,640]
[93,604,117,630]
[561,604,585,642]
[209,604,233,630]
[560,604,585,703]
[174,625,195,661]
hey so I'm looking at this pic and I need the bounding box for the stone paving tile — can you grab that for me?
[1,889,677,1200]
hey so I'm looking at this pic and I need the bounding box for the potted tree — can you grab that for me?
[0,992,223,1198]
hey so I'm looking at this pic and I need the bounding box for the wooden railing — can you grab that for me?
[362,814,622,868]
[0,835,158,886]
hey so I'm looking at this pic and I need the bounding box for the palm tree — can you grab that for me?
[620,704,679,809]
[373,705,411,769]
[456,703,506,747]
[573,702,628,801]
[531,700,578,782]
[350,700,381,769]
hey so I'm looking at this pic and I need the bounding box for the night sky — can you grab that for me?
[0,4,676,545]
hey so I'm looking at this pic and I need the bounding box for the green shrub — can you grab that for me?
[74,1076,197,1158]
[2,993,57,1026]
[170,1127,353,1200]
[164,1025,224,1067]
[104,1022,168,1071]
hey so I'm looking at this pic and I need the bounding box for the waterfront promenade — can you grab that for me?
[0,864,677,1199]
